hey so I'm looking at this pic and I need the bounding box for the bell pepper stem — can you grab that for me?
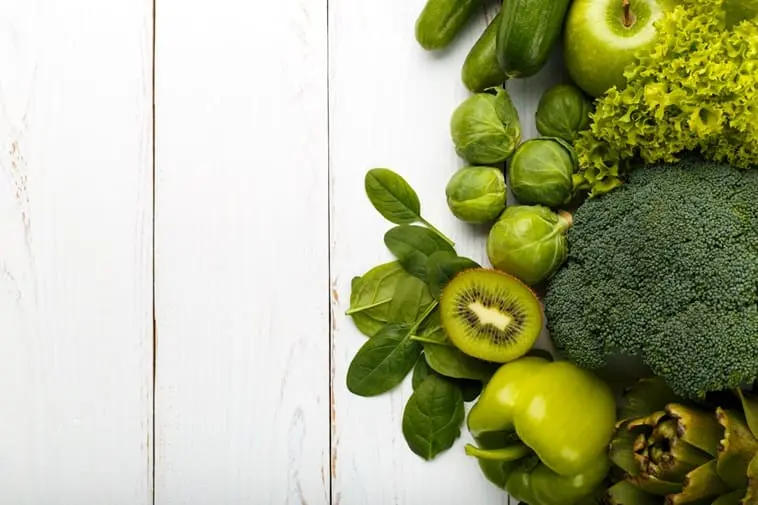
[464,443,531,462]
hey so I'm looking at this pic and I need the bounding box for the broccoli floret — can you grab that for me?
[543,158,758,398]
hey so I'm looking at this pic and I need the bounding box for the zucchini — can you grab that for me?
[461,12,506,92]
[496,0,572,78]
[415,0,480,51]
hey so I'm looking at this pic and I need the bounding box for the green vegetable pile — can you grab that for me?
[575,0,758,195]
[342,0,758,502]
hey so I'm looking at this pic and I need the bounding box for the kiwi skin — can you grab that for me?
[439,268,543,363]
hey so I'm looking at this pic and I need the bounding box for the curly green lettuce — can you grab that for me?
[574,0,758,196]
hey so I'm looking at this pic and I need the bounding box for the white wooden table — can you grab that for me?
[0,1,562,503]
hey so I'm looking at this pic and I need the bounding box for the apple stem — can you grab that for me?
[622,0,633,27]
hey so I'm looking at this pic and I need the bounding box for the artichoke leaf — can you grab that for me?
[654,439,712,482]
[630,473,684,496]
[710,489,746,505]
[666,460,731,505]
[743,451,758,504]
[606,480,661,505]
[618,377,679,426]
[611,427,644,476]
[629,411,669,432]
[716,408,758,490]
[667,404,723,457]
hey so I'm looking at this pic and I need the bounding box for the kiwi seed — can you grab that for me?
[439,268,543,363]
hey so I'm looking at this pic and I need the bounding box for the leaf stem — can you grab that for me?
[410,301,439,335]
[345,298,392,315]
[420,218,456,247]
[410,335,450,345]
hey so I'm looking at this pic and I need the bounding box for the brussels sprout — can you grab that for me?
[450,86,521,165]
[508,137,577,208]
[486,205,572,285]
[445,166,507,223]
[535,83,592,142]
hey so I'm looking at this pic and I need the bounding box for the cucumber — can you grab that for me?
[461,13,506,93]
[496,0,572,78]
[415,0,480,51]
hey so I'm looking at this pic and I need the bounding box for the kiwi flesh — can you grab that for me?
[439,268,543,363]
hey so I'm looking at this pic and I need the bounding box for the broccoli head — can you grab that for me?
[543,158,758,398]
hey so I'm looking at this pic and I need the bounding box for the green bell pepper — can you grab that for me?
[464,356,616,505]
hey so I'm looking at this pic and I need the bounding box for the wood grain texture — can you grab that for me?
[0,0,154,503]
[329,1,565,503]
[153,1,330,504]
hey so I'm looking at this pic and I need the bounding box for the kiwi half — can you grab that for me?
[439,268,543,363]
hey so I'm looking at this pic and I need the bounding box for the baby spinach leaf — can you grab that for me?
[384,225,456,281]
[414,353,481,400]
[346,302,437,397]
[346,323,422,397]
[387,276,434,326]
[351,276,363,292]
[349,313,386,338]
[365,168,422,225]
[348,261,434,337]
[410,311,452,346]
[412,355,432,390]
[423,343,498,382]
[364,169,455,246]
[402,374,465,460]
[426,252,480,300]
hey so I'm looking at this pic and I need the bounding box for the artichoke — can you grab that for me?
[607,378,758,505]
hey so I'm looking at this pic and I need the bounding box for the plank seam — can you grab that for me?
[151,0,158,502]
[327,0,335,502]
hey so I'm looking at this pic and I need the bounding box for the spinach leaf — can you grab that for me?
[410,311,452,346]
[364,168,455,246]
[388,277,435,325]
[412,355,432,390]
[423,343,498,382]
[426,252,480,300]
[347,261,434,337]
[384,225,456,281]
[365,168,421,224]
[346,302,438,397]
[346,324,421,397]
[402,374,465,460]
[351,276,362,291]
[414,352,481,400]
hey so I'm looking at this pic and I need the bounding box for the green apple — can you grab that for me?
[564,0,671,97]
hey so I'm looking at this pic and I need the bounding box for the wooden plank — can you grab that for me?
[329,1,564,503]
[153,1,330,503]
[0,0,154,503]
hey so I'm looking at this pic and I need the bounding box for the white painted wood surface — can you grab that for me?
[0,0,154,503]
[154,1,330,504]
[329,1,563,504]
[0,0,564,502]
